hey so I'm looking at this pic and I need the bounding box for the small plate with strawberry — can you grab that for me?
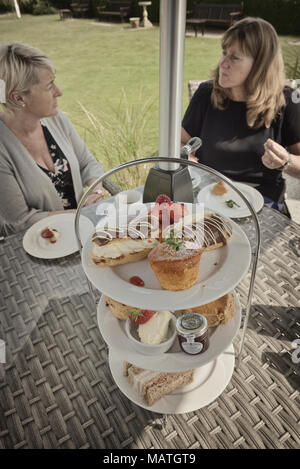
[23,213,94,259]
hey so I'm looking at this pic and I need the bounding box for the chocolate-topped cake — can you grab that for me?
[164,212,233,252]
[90,214,159,267]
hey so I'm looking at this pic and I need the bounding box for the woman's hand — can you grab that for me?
[262,139,290,169]
[83,190,104,207]
[84,178,104,206]
[189,154,198,163]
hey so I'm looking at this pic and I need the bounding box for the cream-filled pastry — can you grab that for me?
[163,211,233,252]
[91,214,159,266]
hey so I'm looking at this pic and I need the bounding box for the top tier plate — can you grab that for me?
[81,211,251,310]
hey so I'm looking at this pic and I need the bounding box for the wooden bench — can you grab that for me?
[70,2,90,18]
[59,8,72,20]
[97,1,132,23]
[186,2,243,37]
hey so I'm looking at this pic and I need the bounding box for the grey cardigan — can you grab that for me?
[0,111,103,235]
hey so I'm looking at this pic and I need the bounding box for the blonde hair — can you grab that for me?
[0,42,55,112]
[211,17,286,129]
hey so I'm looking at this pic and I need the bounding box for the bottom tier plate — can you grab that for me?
[109,344,235,414]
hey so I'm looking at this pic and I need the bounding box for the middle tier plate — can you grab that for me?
[82,214,251,310]
[97,291,241,372]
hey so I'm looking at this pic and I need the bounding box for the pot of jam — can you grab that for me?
[176,313,209,355]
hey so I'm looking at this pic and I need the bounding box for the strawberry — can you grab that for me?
[149,201,189,227]
[156,194,171,204]
[168,203,189,223]
[150,202,171,221]
[149,204,160,218]
[126,309,155,325]
[41,228,54,239]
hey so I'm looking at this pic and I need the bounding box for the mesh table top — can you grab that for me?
[0,205,299,449]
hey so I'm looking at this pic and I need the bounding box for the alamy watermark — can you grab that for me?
[291,79,300,104]
[94,201,205,249]
[0,339,5,364]
[291,339,300,365]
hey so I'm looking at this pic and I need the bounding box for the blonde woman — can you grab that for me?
[0,42,104,235]
[181,17,300,212]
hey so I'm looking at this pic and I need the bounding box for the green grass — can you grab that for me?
[1,13,299,176]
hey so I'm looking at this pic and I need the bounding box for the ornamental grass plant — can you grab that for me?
[78,89,154,190]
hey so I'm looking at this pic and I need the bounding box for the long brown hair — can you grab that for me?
[211,17,286,128]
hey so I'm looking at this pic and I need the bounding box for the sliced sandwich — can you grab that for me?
[123,362,194,406]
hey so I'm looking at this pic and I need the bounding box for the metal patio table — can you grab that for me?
[0,187,299,449]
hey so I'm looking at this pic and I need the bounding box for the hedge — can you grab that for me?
[134,0,300,35]
[1,0,300,35]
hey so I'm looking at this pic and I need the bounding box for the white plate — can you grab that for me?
[82,216,251,310]
[23,213,94,259]
[197,182,264,218]
[109,344,235,414]
[97,291,241,372]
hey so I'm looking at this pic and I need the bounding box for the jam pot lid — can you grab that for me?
[176,313,208,336]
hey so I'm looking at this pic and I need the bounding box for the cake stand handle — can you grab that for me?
[75,157,260,369]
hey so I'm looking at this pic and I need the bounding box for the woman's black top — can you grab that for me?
[38,125,77,209]
[182,81,300,203]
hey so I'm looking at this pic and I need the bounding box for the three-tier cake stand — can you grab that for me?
[74,156,260,414]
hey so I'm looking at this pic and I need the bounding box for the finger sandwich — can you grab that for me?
[123,362,194,406]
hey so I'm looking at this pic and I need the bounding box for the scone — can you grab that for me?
[212,181,228,196]
[181,293,236,327]
[105,296,135,320]
[148,240,203,291]
[91,215,159,267]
